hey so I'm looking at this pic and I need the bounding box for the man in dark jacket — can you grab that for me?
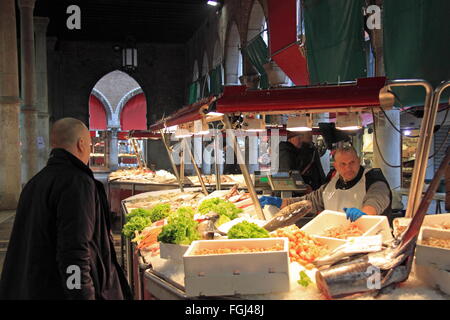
[0,118,132,300]
[279,131,326,191]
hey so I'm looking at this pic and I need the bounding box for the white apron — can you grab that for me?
[322,169,368,212]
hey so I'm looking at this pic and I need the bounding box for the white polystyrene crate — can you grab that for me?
[300,210,393,243]
[183,238,290,297]
[414,263,450,296]
[416,227,450,269]
[415,227,450,295]
[159,242,190,262]
[314,237,347,251]
[393,213,450,238]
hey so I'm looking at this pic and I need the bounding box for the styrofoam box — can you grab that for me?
[159,242,190,262]
[183,238,290,297]
[393,213,450,238]
[416,227,450,270]
[300,210,393,243]
[415,227,450,295]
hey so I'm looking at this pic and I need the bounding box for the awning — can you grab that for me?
[148,96,216,132]
[127,130,162,140]
[216,77,388,114]
[267,0,309,86]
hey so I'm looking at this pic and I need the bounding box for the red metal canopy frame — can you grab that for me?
[148,96,216,132]
[216,77,389,114]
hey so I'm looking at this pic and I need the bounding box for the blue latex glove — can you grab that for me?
[259,196,282,208]
[343,207,366,222]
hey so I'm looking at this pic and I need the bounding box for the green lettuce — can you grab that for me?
[198,198,242,221]
[227,221,270,239]
[157,207,200,245]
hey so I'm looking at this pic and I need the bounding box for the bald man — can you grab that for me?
[0,118,132,300]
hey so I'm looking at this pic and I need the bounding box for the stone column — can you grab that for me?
[0,0,22,209]
[18,0,38,184]
[109,127,119,171]
[34,17,50,170]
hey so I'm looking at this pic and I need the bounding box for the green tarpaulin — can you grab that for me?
[209,65,223,95]
[242,35,270,89]
[188,81,198,104]
[384,0,450,107]
[304,0,366,84]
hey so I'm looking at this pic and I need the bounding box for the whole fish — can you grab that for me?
[197,212,226,239]
[263,200,313,232]
[315,148,450,299]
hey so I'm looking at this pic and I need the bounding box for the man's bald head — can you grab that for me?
[50,118,91,164]
[51,118,88,149]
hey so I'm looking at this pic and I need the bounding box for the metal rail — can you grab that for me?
[182,137,208,195]
[222,115,266,220]
[214,128,222,190]
[385,80,434,217]
[159,129,184,192]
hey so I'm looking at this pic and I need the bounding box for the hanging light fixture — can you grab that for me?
[207,1,220,6]
[335,112,362,131]
[243,116,266,132]
[165,125,178,133]
[174,123,193,138]
[122,36,138,71]
[193,119,210,135]
[287,114,312,132]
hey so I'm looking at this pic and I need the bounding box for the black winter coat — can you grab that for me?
[0,149,132,300]
[278,141,326,190]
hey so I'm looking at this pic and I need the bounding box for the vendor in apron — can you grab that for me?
[260,145,392,222]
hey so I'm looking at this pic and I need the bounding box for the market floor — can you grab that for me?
[0,210,124,277]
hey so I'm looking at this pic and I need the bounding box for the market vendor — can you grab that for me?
[279,131,326,191]
[261,145,392,222]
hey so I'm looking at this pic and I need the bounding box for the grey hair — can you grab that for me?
[334,144,358,159]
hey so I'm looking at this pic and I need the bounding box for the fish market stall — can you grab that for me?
[122,188,450,300]
[120,79,450,300]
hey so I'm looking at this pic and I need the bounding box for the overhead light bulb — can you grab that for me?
[165,125,178,133]
[207,1,219,6]
[174,125,193,138]
[287,115,312,132]
[206,111,224,116]
[336,113,362,131]
[243,117,265,132]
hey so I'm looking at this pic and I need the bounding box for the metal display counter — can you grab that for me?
[139,252,450,301]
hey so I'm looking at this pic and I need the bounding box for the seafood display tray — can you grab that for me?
[300,210,393,243]
[183,238,290,297]
[393,213,450,238]
[415,227,450,295]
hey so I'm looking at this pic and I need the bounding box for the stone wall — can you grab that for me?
[47,40,186,127]
[184,0,268,98]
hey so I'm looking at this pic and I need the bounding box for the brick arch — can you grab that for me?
[116,87,144,119]
[90,88,114,123]
[118,88,147,131]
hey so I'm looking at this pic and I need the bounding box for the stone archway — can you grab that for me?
[247,0,267,42]
[88,70,147,170]
[224,22,242,85]
[90,88,114,125]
